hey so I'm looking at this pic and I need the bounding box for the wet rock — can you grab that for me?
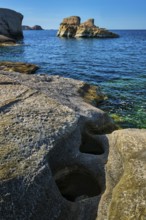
[0,61,39,74]
[0,35,16,46]
[57,16,119,38]
[97,129,146,220]
[0,8,23,39]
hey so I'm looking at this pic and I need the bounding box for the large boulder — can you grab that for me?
[0,8,23,39]
[57,16,119,38]
[0,71,116,220]
[97,129,146,219]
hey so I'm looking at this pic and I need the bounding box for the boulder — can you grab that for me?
[0,8,23,39]
[0,61,39,74]
[97,129,146,220]
[57,16,119,38]
[0,71,116,220]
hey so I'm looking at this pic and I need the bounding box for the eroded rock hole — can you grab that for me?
[54,167,101,202]
[80,132,104,155]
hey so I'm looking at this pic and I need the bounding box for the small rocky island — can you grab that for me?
[57,16,119,38]
[22,25,43,30]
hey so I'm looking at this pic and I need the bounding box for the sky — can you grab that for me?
[0,0,146,29]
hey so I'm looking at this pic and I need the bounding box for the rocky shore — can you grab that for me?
[57,16,119,38]
[0,67,146,220]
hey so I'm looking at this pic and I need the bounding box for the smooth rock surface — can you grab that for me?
[0,71,115,220]
[57,16,119,38]
[0,8,23,39]
[97,129,146,220]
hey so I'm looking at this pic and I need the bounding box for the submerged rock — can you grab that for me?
[0,8,23,39]
[57,16,119,38]
[0,61,39,74]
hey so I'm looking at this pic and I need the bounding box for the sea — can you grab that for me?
[0,30,146,128]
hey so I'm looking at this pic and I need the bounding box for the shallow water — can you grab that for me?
[0,30,146,128]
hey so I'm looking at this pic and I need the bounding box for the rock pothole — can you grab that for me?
[80,132,105,155]
[54,166,102,202]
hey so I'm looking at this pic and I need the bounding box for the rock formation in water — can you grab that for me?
[22,25,32,30]
[0,66,145,220]
[0,8,23,39]
[57,16,119,38]
[0,61,39,74]
[22,25,43,30]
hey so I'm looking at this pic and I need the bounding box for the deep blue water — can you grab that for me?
[0,30,146,128]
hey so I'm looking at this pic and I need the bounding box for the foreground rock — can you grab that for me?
[0,8,23,39]
[0,70,116,220]
[0,61,39,74]
[0,70,145,220]
[97,129,146,220]
[57,16,119,38]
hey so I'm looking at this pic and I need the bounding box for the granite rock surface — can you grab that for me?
[1,70,145,220]
[97,129,146,220]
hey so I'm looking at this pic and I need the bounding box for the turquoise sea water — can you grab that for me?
[0,30,146,128]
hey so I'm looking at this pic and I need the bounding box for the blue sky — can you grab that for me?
[0,0,146,29]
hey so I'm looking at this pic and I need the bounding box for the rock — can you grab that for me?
[57,16,81,37]
[31,25,43,30]
[0,8,23,39]
[1,70,145,219]
[22,25,44,30]
[57,16,119,38]
[0,70,116,134]
[22,25,32,30]
[0,61,39,74]
[0,71,116,220]
[97,129,146,220]
[0,34,16,46]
